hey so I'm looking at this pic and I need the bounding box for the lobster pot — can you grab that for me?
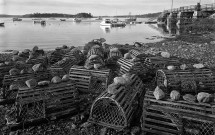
[156,69,215,93]
[117,58,150,78]
[89,75,144,130]
[141,91,215,135]
[129,49,142,59]
[26,56,48,65]
[87,47,104,59]
[48,50,65,65]
[106,51,122,65]
[70,66,113,93]
[2,71,52,99]
[51,57,78,73]
[50,67,67,78]
[16,87,47,122]
[64,49,85,63]
[0,65,13,87]
[45,81,79,119]
[146,56,181,69]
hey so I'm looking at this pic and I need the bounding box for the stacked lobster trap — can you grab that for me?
[89,75,145,130]
[141,90,215,135]
[69,66,114,94]
[156,68,215,94]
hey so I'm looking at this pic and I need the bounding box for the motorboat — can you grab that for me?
[100,19,112,26]
[60,19,66,21]
[13,18,22,21]
[73,18,82,22]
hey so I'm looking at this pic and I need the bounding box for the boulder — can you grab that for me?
[161,52,170,58]
[153,86,165,100]
[4,61,13,66]
[9,68,20,76]
[110,48,119,52]
[193,63,204,69]
[113,77,127,85]
[197,92,213,103]
[170,90,180,101]
[12,50,19,55]
[124,53,132,59]
[38,81,50,86]
[180,64,187,70]
[94,64,102,70]
[183,94,196,103]
[12,55,22,62]
[167,65,175,70]
[32,63,45,72]
[62,74,70,82]
[32,46,39,52]
[122,73,131,84]
[9,84,19,90]
[0,63,5,67]
[23,49,30,53]
[51,76,62,84]
[107,83,121,95]
[25,79,37,88]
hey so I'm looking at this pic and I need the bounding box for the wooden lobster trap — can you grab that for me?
[70,66,113,94]
[2,71,52,99]
[156,69,215,94]
[45,81,79,120]
[64,48,85,63]
[26,56,49,65]
[16,86,47,122]
[141,90,215,135]
[117,58,153,81]
[89,75,144,130]
[106,51,122,65]
[0,65,14,87]
[51,57,78,73]
[50,67,67,78]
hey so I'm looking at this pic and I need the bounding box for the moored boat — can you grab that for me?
[13,18,22,21]
[100,19,112,26]
[0,21,4,26]
[73,18,82,22]
[60,19,66,21]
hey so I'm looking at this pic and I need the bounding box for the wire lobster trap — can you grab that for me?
[87,47,104,59]
[156,69,215,94]
[89,75,144,130]
[141,90,215,135]
[117,58,154,81]
[70,66,113,94]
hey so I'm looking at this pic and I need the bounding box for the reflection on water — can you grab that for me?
[156,23,188,36]
[100,25,126,33]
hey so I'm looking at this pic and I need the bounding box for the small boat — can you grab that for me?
[73,18,82,22]
[33,20,46,24]
[60,19,66,21]
[145,21,157,24]
[13,18,22,21]
[95,16,102,20]
[0,21,4,26]
[125,17,137,23]
[100,19,112,26]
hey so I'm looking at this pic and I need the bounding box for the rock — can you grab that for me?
[51,76,62,84]
[0,63,5,66]
[193,63,204,69]
[88,55,99,60]
[62,45,68,49]
[20,69,27,74]
[197,92,213,103]
[180,64,187,70]
[113,77,127,85]
[84,64,94,69]
[9,84,19,90]
[161,52,170,58]
[12,55,22,62]
[23,49,30,53]
[38,81,50,86]
[183,94,196,103]
[25,79,37,88]
[124,53,132,59]
[32,46,39,52]
[94,64,102,70]
[131,126,140,135]
[122,73,131,84]
[153,86,165,100]
[12,50,19,55]
[167,65,175,70]
[5,61,13,66]
[170,90,180,101]
[110,48,119,52]
[107,83,121,94]
[62,74,70,82]
[32,63,45,72]
[9,68,20,76]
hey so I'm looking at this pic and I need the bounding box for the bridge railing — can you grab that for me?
[201,3,215,11]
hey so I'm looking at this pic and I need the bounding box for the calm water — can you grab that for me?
[0,18,165,51]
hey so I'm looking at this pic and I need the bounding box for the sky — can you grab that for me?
[0,0,214,16]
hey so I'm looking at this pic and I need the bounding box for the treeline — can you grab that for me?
[22,13,93,18]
